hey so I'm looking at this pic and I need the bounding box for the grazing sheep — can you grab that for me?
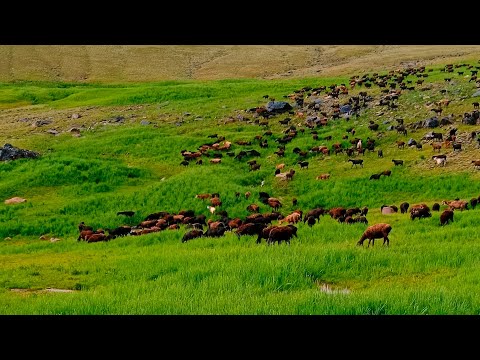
[432,155,447,166]
[306,216,316,227]
[210,197,222,207]
[440,209,454,226]
[267,197,282,211]
[381,205,398,214]
[85,232,110,243]
[267,225,298,245]
[279,211,302,224]
[78,229,94,241]
[442,200,468,211]
[348,159,364,168]
[410,204,432,220]
[470,198,478,210]
[400,202,409,214]
[182,229,204,243]
[304,208,326,222]
[105,226,132,239]
[432,203,440,211]
[369,173,382,180]
[256,225,279,244]
[472,160,480,169]
[377,149,383,158]
[207,206,216,214]
[227,218,243,230]
[247,204,260,212]
[316,173,330,180]
[235,223,267,238]
[357,223,392,247]
[354,216,368,224]
[392,159,403,166]
[195,193,211,200]
[329,207,346,219]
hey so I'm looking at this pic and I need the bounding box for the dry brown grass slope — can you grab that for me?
[1,45,480,82]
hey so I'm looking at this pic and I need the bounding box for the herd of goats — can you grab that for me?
[76,61,480,247]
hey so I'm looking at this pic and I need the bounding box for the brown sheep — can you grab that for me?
[329,207,346,220]
[316,173,330,180]
[78,229,94,241]
[440,209,454,226]
[182,229,204,243]
[304,208,327,222]
[256,225,279,244]
[410,204,431,220]
[235,223,266,238]
[85,233,110,243]
[267,197,282,211]
[357,223,392,247]
[227,218,243,230]
[267,225,298,245]
[78,222,93,232]
[195,193,211,200]
[210,197,222,207]
[278,211,301,224]
[207,220,226,230]
[247,204,260,212]
[442,200,468,211]
[354,216,368,224]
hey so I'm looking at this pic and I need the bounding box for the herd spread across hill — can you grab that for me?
[75,61,480,247]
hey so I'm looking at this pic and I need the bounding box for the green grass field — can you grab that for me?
[1,51,480,314]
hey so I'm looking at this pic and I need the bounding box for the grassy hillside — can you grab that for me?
[1,45,480,82]
[2,50,480,314]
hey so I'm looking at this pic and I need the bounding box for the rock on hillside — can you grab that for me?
[0,143,39,161]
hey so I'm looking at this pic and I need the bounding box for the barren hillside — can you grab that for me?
[0,45,479,82]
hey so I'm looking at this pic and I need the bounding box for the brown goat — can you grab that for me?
[357,223,392,247]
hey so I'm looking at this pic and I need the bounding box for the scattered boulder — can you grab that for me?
[423,117,439,128]
[32,119,52,127]
[0,143,39,161]
[266,101,292,114]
